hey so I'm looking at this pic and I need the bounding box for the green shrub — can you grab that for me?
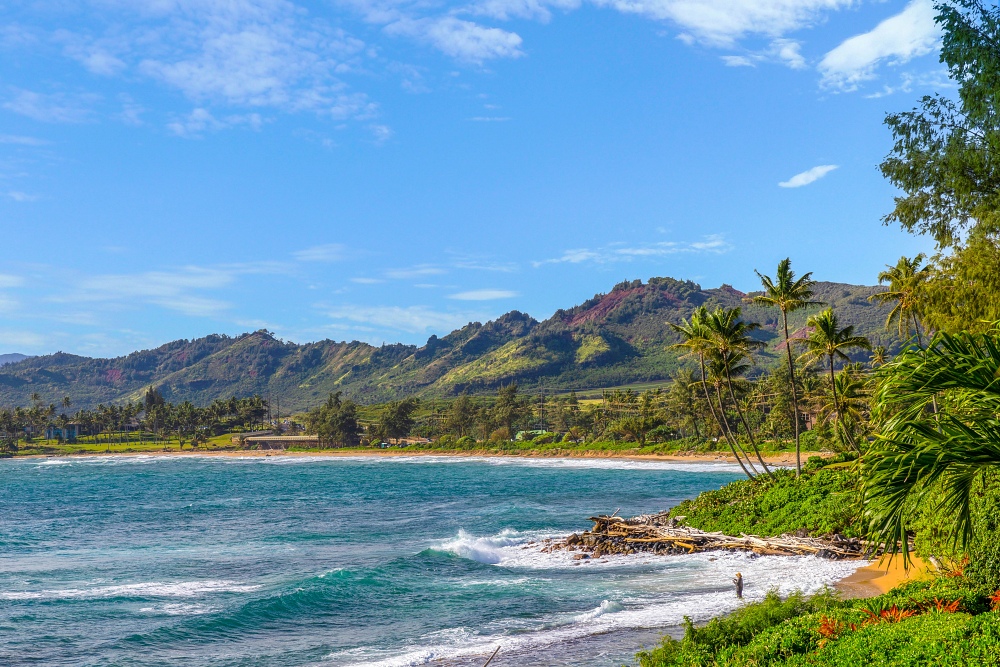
[668,456,859,538]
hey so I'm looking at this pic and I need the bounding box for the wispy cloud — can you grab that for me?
[324,304,482,334]
[469,116,511,122]
[533,235,732,267]
[448,289,519,300]
[0,274,24,288]
[385,17,524,62]
[74,267,235,316]
[3,88,97,123]
[167,108,264,138]
[0,329,46,349]
[819,0,939,91]
[779,164,838,188]
[590,0,853,48]
[295,243,348,262]
[720,39,805,70]
[0,134,49,146]
[385,264,447,279]
[5,191,39,202]
[350,277,385,284]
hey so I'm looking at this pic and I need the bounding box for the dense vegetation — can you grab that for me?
[636,578,1000,667]
[668,456,858,538]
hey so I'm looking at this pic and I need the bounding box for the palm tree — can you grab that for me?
[753,258,819,477]
[671,307,757,479]
[797,308,871,451]
[817,365,869,451]
[864,327,1000,565]
[869,254,930,345]
[869,345,889,368]
[703,306,773,477]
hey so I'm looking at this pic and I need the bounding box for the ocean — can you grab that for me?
[0,455,862,667]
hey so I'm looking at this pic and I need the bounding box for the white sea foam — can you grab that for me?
[11,453,751,474]
[433,529,558,565]
[0,580,260,601]
[137,602,215,615]
[331,551,866,667]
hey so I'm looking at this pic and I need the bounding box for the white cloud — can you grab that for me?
[778,164,838,188]
[0,274,24,288]
[132,5,367,109]
[69,266,241,316]
[535,249,601,266]
[720,38,804,69]
[369,123,393,143]
[350,277,385,284]
[5,191,39,202]
[166,108,264,138]
[590,0,853,47]
[0,134,49,146]
[3,88,96,123]
[722,55,756,67]
[0,294,18,314]
[819,0,939,91]
[385,264,447,279]
[295,243,347,262]
[469,116,511,121]
[770,38,805,69]
[534,235,731,266]
[0,329,46,350]
[385,17,524,61]
[324,304,481,333]
[448,289,519,300]
[468,0,582,22]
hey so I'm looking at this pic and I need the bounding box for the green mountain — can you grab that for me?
[0,277,898,411]
[0,353,29,367]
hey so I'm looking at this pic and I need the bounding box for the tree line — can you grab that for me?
[0,388,273,452]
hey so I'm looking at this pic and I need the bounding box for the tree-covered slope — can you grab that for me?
[0,276,897,410]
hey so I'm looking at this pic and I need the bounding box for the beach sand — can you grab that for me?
[18,447,825,466]
[835,556,932,598]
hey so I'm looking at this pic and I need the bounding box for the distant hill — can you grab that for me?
[0,353,29,367]
[0,277,898,411]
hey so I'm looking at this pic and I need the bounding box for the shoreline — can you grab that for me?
[834,556,932,598]
[11,447,828,466]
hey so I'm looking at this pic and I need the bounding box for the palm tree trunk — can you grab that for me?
[723,366,773,477]
[782,310,802,478]
[698,356,756,479]
[713,381,760,476]
[828,353,848,451]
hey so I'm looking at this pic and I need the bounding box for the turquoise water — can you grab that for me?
[0,456,860,667]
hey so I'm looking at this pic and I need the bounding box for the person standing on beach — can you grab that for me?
[733,572,743,599]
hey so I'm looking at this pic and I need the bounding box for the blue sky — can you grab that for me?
[1,0,945,357]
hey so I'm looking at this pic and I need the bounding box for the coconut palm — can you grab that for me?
[816,365,869,451]
[870,345,889,368]
[869,254,930,344]
[671,307,757,479]
[703,307,773,477]
[864,326,1000,565]
[753,258,819,477]
[798,308,871,450]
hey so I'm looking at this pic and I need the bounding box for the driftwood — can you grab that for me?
[544,512,865,560]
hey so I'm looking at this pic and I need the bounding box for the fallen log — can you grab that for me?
[553,513,866,559]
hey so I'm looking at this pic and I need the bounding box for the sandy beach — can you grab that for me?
[835,556,932,598]
[16,447,827,467]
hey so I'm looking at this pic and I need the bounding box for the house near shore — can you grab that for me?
[45,423,80,442]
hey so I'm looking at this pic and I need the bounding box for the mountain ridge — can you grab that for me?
[0,277,897,411]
